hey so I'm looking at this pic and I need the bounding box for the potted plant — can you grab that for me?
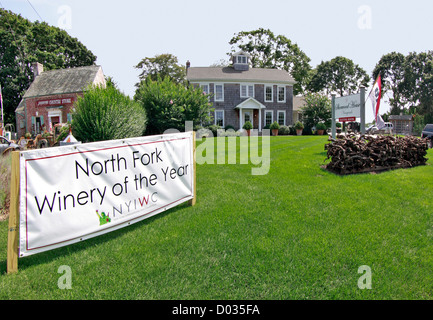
[243,121,253,136]
[270,121,280,136]
[316,122,326,135]
[294,121,304,136]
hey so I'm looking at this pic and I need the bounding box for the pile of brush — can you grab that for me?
[324,133,429,175]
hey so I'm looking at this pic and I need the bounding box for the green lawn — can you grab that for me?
[1,136,432,299]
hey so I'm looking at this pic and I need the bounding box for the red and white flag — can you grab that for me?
[369,75,385,129]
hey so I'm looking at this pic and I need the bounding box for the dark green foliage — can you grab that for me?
[229,28,312,95]
[72,85,146,142]
[134,77,213,135]
[0,9,97,124]
[301,93,332,130]
[307,56,370,97]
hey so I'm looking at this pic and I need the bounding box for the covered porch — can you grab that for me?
[234,97,266,132]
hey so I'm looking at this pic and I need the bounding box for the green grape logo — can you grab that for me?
[96,210,111,225]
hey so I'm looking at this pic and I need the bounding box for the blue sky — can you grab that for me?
[2,0,433,122]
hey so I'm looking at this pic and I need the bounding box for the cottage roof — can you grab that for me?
[23,65,104,98]
[187,66,295,84]
[389,115,413,121]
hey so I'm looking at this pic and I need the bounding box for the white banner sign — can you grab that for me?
[19,132,194,257]
[335,93,361,119]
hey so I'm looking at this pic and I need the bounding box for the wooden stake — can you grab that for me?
[188,131,196,206]
[7,151,20,274]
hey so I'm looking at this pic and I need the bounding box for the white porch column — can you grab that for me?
[239,108,243,131]
[259,109,262,132]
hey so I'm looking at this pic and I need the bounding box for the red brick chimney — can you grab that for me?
[32,62,44,78]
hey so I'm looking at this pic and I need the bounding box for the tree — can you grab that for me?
[134,76,213,135]
[301,93,332,129]
[134,54,186,86]
[229,28,312,95]
[72,85,147,142]
[308,56,370,97]
[372,52,407,114]
[0,9,97,124]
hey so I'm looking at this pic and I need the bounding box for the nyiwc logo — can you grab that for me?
[96,210,111,226]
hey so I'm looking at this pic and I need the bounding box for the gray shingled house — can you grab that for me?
[15,63,105,138]
[186,51,295,132]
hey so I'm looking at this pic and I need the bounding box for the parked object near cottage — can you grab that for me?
[0,135,20,156]
[421,124,433,148]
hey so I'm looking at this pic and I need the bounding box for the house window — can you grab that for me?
[201,84,209,95]
[265,85,273,102]
[237,55,247,64]
[265,111,273,127]
[215,84,224,101]
[277,110,285,126]
[215,110,224,127]
[278,86,286,102]
[241,84,254,98]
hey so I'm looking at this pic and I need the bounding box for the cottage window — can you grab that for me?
[237,55,247,64]
[278,86,286,102]
[265,111,273,127]
[241,84,254,98]
[215,84,224,101]
[215,110,224,127]
[265,85,273,102]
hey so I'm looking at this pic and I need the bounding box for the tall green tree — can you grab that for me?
[0,8,96,124]
[134,77,213,135]
[229,28,312,95]
[307,56,370,97]
[301,93,332,129]
[135,54,186,86]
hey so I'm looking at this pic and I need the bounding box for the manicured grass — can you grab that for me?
[0,136,432,299]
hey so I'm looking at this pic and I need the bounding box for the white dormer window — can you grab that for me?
[237,55,248,64]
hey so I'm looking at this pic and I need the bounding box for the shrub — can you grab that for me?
[294,121,304,130]
[135,76,213,135]
[270,121,280,130]
[243,121,253,130]
[72,85,147,142]
[206,124,222,137]
[224,125,235,131]
[316,122,327,130]
[278,125,291,135]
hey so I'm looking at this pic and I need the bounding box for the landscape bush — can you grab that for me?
[135,76,213,135]
[72,85,147,142]
[278,125,291,135]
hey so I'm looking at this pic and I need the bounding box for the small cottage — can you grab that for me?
[388,115,414,135]
[15,63,105,138]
